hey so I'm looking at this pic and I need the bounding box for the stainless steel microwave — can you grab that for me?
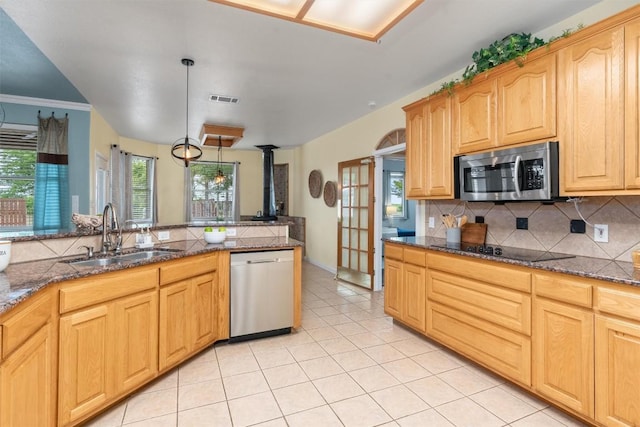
[456,141,561,202]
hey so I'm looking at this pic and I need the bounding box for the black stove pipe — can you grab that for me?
[252,145,279,221]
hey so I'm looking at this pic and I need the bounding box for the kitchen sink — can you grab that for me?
[67,249,180,267]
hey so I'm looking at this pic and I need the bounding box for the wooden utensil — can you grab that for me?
[459,215,468,227]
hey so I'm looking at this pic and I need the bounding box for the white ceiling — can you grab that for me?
[1,0,601,150]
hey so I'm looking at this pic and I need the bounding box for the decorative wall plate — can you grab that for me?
[308,169,323,198]
[323,181,337,207]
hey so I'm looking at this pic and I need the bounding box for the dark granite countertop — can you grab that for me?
[0,237,302,316]
[385,236,640,288]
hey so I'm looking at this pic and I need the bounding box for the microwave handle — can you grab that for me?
[514,155,522,198]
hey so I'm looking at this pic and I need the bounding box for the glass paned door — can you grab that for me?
[337,157,374,289]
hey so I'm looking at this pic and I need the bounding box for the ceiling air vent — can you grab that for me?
[209,94,239,104]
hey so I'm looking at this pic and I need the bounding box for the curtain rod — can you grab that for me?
[37,110,68,118]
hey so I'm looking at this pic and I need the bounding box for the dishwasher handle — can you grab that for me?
[246,258,285,264]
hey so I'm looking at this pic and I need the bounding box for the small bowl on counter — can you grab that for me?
[203,227,226,244]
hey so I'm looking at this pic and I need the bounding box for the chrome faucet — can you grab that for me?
[101,203,122,254]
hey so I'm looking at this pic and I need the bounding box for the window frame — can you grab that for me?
[0,124,37,233]
[187,160,236,221]
[383,170,407,220]
[129,154,155,224]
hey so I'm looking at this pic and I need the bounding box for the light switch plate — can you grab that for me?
[428,217,435,228]
[157,230,170,241]
[225,228,237,237]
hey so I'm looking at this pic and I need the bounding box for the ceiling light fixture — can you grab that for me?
[208,0,424,41]
[214,135,225,185]
[171,58,202,167]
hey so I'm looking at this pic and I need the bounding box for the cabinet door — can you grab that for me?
[595,315,640,427]
[59,305,113,426]
[559,26,625,193]
[0,323,55,427]
[625,19,640,190]
[159,281,191,371]
[498,54,557,145]
[533,298,594,417]
[383,258,403,319]
[425,95,453,198]
[405,101,429,198]
[403,263,426,332]
[192,273,217,351]
[114,292,158,395]
[453,78,497,154]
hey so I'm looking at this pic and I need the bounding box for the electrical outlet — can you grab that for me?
[157,230,170,241]
[225,227,237,237]
[475,216,484,224]
[570,219,586,233]
[516,217,528,230]
[594,224,608,243]
[428,217,435,228]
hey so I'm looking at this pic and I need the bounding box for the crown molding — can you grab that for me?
[0,94,92,111]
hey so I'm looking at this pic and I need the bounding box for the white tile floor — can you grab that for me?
[87,262,589,427]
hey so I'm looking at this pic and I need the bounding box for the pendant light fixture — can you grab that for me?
[171,58,202,167]
[214,135,225,184]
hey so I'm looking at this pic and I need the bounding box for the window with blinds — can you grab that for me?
[0,125,37,229]
[131,155,154,223]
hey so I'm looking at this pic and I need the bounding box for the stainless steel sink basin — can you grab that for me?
[69,257,122,267]
[68,249,179,267]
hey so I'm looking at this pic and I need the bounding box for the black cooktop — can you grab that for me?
[431,243,575,263]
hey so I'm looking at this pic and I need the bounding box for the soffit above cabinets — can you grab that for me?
[207,0,424,41]
[200,124,245,148]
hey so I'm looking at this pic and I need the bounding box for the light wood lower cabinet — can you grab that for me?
[595,285,640,427]
[383,243,426,332]
[158,272,216,371]
[58,290,158,426]
[533,273,594,417]
[158,252,219,372]
[533,298,594,416]
[426,252,532,385]
[0,318,56,427]
[383,244,640,427]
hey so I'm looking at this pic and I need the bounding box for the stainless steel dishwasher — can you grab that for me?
[230,249,294,342]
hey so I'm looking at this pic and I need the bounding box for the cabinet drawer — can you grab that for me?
[428,252,531,292]
[60,266,158,313]
[534,273,593,308]
[596,286,640,320]
[428,269,531,335]
[427,301,531,386]
[384,244,403,261]
[1,289,52,358]
[404,247,426,267]
[160,252,218,285]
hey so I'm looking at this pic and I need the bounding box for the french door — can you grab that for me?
[337,157,374,289]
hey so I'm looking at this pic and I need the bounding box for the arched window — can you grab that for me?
[375,128,405,150]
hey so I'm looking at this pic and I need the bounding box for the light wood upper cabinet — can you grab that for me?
[403,94,454,200]
[559,25,626,194]
[498,54,557,145]
[425,95,453,198]
[453,78,497,154]
[625,19,640,190]
[404,100,429,198]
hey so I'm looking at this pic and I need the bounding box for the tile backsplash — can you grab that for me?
[423,196,640,262]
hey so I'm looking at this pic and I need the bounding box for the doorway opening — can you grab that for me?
[373,129,408,291]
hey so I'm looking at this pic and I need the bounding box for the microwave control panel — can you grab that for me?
[523,159,545,190]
